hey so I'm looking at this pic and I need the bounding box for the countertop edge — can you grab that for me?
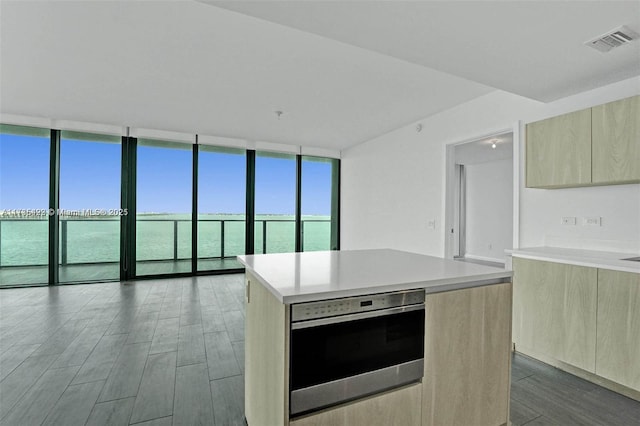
[237,257,287,303]
[242,264,511,304]
[508,248,640,274]
[243,267,287,303]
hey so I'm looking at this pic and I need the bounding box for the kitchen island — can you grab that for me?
[238,249,513,426]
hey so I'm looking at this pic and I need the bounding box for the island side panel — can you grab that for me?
[422,282,512,426]
[245,271,289,426]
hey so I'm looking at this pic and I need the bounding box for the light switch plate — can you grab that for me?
[561,217,577,225]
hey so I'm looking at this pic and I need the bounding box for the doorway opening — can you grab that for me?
[445,130,516,266]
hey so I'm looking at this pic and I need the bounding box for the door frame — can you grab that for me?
[443,122,521,260]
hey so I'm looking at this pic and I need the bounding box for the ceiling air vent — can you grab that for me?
[585,25,640,52]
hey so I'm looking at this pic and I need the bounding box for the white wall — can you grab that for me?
[341,77,640,256]
[465,158,513,262]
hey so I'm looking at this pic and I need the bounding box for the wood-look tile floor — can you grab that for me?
[1,275,639,426]
[510,353,640,425]
[0,275,246,426]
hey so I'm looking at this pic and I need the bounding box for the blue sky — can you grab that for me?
[1,134,333,215]
[1,134,50,209]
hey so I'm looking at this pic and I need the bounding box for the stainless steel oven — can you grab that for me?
[289,289,425,416]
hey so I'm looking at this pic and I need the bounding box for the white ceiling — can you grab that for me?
[0,0,491,150]
[208,1,640,102]
[1,1,639,151]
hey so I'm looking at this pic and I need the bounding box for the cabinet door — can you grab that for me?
[596,269,640,391]
[526,108,592,188]
[423,283,512,426]
[290,383,422,426]
[592,95,640,184]
[512,258,597,372]
[512,257,556,356]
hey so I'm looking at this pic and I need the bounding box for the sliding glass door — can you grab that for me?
[254,152,296,254]
[58,131,121,283]
[136,139,192,276]
[0,125,50,286]
[301,156,340,252]
[197,146,246,271]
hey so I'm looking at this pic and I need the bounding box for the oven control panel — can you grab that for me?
[291,289,425,322]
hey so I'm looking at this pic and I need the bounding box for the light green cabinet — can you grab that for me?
[513,257,640,398]
[526,109,592,188]
[423,283,512,426]
[596,269,640,391]
[526,95,640,189]
[592,95,640,184]
[512,258,597,371]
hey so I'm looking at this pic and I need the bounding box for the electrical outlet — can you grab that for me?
[583,217,602,226]
[427,220,436,230]
[561,217,577,225]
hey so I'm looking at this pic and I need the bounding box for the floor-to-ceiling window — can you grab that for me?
[301,156,339,251]
[0,124,50,286]
[58,131,121,283]
[198,145,246,271]
[0,122,341,286]
[254,152,297,254]
[136,139,192,276]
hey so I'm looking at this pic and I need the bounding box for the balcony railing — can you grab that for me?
[0,217,330,268]
[136,218,247,263]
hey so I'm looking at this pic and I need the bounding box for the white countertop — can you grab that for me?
[508,247,640,274]
[237,249,511,304]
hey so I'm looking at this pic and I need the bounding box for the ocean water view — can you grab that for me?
[0,213,331,267]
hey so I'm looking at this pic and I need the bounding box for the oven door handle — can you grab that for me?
[291,303,424,330]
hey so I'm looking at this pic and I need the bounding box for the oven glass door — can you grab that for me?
[290,309,425,391]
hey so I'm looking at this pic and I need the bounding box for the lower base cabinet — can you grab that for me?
[290,383,422,426]
[596,269,640,391]
[512,258,597,372]
[423,282,512,426]
[513,257,640,398]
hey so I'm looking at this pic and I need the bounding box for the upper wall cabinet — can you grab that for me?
[526,108,592,188]
[592,96,640,184]
[526,95,640,189]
